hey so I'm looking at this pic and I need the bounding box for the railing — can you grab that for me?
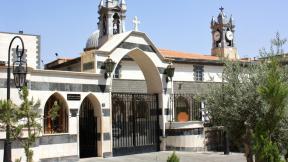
[171,94,202,122]
[112,93,160,156]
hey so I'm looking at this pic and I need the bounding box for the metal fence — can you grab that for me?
[172,94,202,122]
[112,93,160,156]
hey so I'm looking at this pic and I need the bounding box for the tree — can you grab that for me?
[0,100,19,162]
[254,59,287,162]
[206,60,263,162]
[0,100,18,129]
[258,33,288,161]
[13,86,41,162]
[205,33,288,162]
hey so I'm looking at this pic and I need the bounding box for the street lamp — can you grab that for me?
[4,36,27,162]
[13,61,27,89]
[165,62,175,82]
[104,56,116,79]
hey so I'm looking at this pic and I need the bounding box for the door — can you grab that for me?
[112,93,160,156]
[79,97,98,158]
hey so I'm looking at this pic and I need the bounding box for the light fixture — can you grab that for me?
[165,62,175,82]
[104,56,116,79]
[13,61,27,89]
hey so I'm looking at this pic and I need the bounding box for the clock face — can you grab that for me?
[213,31,221,42]
[226,31,234,41]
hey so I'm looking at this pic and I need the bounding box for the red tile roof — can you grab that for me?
[159,49,220,61]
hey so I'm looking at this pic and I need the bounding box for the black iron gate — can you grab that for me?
[112,93,160,156]
[79,97,98,158]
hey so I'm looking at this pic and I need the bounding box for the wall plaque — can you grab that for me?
[67,94,81,101]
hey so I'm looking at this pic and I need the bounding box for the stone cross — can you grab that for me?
[219,6,224,12]
[133,16,140,31]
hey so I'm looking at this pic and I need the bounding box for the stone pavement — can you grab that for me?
[80,151,246,162]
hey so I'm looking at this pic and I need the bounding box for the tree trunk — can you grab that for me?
[244,142,253,162]
[243,128,254,162]
[24,148,33,162]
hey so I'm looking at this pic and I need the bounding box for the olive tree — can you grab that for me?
[205,33,288,162]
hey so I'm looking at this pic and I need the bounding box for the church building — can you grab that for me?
[0,1,239,161]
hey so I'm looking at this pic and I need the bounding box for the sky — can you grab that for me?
[1,0,288,64]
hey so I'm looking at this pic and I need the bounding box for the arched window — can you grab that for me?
[174,96,189,122]
[113,13,120,34]
[113,63,121,79]
[102,14,107,35]
[44,94,68,134]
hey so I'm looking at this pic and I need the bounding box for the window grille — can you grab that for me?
[173,94,202,122]
[193,65,204,81]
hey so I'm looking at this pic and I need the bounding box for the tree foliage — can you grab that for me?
[49,101,60,121]
[167,152,180,162]
[0,87,41,162]
[254,59,287,162]
[12,86,41,162]
[0,100,18,131]
[205,33,288,162]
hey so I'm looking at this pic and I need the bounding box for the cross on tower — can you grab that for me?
[133,16,140,32]
[219,6,224,12]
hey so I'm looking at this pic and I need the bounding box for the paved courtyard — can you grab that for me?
[80,151,246,162]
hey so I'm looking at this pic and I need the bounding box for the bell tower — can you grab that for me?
[98,0,127,46]
[211,7,239,59]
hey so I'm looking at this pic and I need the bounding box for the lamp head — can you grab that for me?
[104,56,116,79]
[13,61,27,89]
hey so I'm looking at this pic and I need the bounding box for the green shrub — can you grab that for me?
[15,158,21,162]
[167,151,180,162]
[253,128,284,162]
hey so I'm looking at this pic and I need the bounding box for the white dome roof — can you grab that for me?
[85,30,100,50]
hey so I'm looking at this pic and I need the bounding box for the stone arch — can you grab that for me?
[81,93,102,117]
[43,92,69,134]
[109,48,164,156]
[79,93,102,158]
[110,48,163,93]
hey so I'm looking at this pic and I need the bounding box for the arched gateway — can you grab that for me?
[110,48,164,156]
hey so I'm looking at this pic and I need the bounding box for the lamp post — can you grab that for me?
[4,36,27,162]
[162,62,175,151]
[103,56,116,156]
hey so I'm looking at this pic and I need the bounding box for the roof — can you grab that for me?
[45,57,80,70]
[0,31,40,37]
[97,31,165,60]
[159,49,220,61]
[45,58,73,65]
[45,48,223,70]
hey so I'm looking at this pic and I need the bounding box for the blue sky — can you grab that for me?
[1,0,288,63]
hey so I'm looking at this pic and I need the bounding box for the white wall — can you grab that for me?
[118,61,223,83]
[0,32,40,69]
[119,60,145,80]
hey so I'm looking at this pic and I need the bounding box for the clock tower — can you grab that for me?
[211,7,239,59]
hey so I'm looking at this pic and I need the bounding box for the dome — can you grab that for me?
[85,30,100,50]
